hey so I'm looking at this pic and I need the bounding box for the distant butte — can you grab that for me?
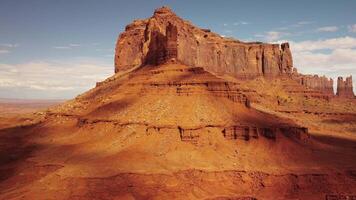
[337,75,354,98]
[115,6,354,98]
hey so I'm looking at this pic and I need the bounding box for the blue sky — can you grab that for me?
[0,0,356,99]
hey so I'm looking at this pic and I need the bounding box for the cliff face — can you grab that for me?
[115,7,293,78]
[337,76,354,98]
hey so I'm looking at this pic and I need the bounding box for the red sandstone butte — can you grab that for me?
[337,76,355,98]
[114,6,293,78]
[114,6,353,98]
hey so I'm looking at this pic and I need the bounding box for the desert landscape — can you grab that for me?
[0,98,63,116]
[0,5,356,200]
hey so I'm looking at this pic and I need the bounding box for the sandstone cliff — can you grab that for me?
[115,6,293,78]
[337,76,354,98]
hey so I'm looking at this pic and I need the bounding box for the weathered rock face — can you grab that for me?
[337,76,354,98]
[115,6,293,78]
[293,74,334,96]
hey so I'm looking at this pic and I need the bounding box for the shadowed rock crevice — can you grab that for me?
[143,22,178,66]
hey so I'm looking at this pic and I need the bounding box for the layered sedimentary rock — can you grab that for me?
[115,6,293,78]
[293,74,334,96]
[337,76,354,98]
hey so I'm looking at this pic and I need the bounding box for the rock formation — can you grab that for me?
[293,74,334,96]
[115,6,294,78]
[280,42,293,73]
[337,76,355,98]
[114,6,354,99]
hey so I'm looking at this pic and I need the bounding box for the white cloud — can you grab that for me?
[53,46,71,49]
[69,43,80,47]
[290,21,314,28]
[348,24,356,33]
[0,43,19,48]
[317,26,339,32]
[265,31,283,41]
[53,43,81,49]
[256,31,289,42]
[95,48,113,52]
[233,21,249,26]
[293,49,356,72]
[277,21,314,31]
[0,43,19,55]
[297,21,314,25]
[287,36,356,52]
[0,58,113,99]
[0,49,10,54]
